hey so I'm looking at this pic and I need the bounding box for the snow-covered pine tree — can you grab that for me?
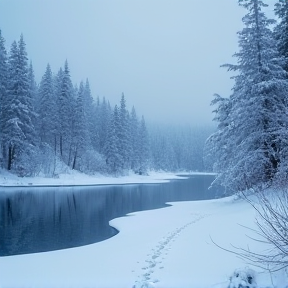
[118,93,131,170]
[3,41,21,171]
[90,95,100,151]
[206,0,288,192]
[98,97,111,154]
[91,96,102,151]
[35,64,60,175]
[138,116,149,174]
[38,64,58,149]
[28,63,37,104]
[58,60,75,165]
[53,67,63,157]
[0,30,8,166]
[71,81,91,170]
[27,61,38,139]
[17,35,36,146]
[274,0,288,74]
[104,105,122,174]
[2,35,37,175]
[204,94,233,175]
[130,106,140,172]
[83,79,95,147]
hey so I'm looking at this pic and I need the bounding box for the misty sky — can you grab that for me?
[0,0,260,125]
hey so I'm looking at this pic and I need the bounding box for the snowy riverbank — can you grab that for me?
[0,171,286,287]
[0,200,286,287]
[0,169,214,187]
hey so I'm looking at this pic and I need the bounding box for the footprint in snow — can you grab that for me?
[132,213,208,287]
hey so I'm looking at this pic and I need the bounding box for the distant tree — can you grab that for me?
[98,97,111,154]
[149,124,210,172]
[90,96,101,151]
[205,0,288,192]
[0,30,8,166]
[104,105,122,174]
[177,126,211,171]
[150,127,174,171]
[118,93,131,170]
[138,116,149,174]
[83,79,95,144]
[130,106,140,172]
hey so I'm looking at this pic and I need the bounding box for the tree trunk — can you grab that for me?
[54,135,57,155]
[72,147,78,170]
[60,135,63,157]
[7,145,13,171]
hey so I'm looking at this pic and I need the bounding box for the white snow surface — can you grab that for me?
[0,169,211,187]
[0,170,286,287]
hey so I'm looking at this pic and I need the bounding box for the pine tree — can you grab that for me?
[274,0,288,74]
[38,64,58,149]
[206,0,288,192]
[83,79,95,143]
[118,93,131,170]
[98,97,111,154]
[71,81,91,170]
[17,35,36,147]
[104,105,122,174]
[27,61,38,137]
[2,35,37,175]
[91,96,101,151]
[204,94,232,174]
[28,62,37,104]
[138,116,149,174]
[130,106,140,172]
[0,30,8,166]
[58,60,75,164]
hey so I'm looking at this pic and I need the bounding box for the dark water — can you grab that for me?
[0,175,223,257]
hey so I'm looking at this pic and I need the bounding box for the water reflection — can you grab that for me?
[0,175,223,256]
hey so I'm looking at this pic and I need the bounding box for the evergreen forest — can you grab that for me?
[0,31,209,177]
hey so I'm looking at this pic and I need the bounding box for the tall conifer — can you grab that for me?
[206,0,288,192]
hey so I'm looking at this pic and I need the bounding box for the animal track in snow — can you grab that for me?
[133,213,209,287]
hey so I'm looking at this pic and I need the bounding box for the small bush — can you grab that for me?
[228,267,257,288]
[132,281,156,288]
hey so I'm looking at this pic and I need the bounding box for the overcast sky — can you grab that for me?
[0,0,261,125]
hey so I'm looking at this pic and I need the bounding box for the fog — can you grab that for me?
[0,0,248,125]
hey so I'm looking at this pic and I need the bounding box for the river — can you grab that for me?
[0,174,223,256]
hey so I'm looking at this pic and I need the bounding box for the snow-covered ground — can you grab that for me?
[0,171,286,287]
[0,169,214,187]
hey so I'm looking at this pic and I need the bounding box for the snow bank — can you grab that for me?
[0,169,209,187]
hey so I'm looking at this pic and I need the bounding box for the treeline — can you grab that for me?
[150,124,212,172]
[0,30,209,177]
[205,0,288,192]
